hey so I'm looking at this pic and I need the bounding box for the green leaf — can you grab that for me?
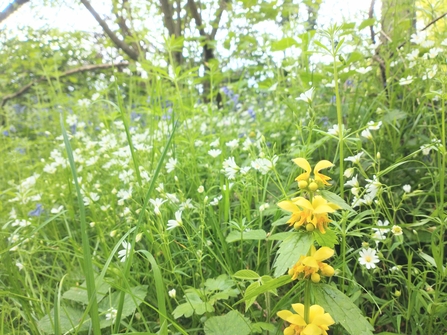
[205,274,235,291]
[320,190,355,212]
[273,232,313,277]
[233,270,261,280]
[313,228,338,248]
[237,275,291,305]
[271,37,298,51]
[268,232,291,240]
[172,289,214,319]
[251,322,277,333]
[62,277,111,305]
[204,310,251,335]
[314,284,375,335]
[358,18,375,30]
[244,281,260,311]
[313,40,331,54]
[226,229,267,243]
[271,216,289,227]
[38,306,90,334]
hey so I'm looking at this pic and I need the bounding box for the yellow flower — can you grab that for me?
[278,196,340,233]
[277,303,335,335]
[288,246,335,281]
[293,158,333,186]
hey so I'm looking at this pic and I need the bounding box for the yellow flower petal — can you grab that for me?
[302,323,322,335]
[302,256,319,269]
[277,310,294,321]
[291,303,306,318]
[287,314,307,326]
[293,158,311,181]
[313,247,334,262]
[278,201,300,213]
[308,304,325,322]
[294,198,314,211]
[314,160,333,185]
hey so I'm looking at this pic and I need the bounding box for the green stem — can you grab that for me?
[304,279,311,324]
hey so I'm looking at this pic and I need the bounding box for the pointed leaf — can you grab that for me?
[314,284,375,335]
[233,270,261,280]
[273,232,313,277]
[226,229,266,243]
[320,190,355,212]
[314,228,339,248]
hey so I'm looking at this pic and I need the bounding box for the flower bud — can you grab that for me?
[311,272,321,283]
[306,223,315,232]
[308,182,318,191]
[321,264,335,277]
[394,290,401,297]
[298,180,308,189]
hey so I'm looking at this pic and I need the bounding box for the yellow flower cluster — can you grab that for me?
[288,246,335,283]
[277,303,335,335]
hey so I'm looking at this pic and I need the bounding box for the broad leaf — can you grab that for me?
[314,228,338,248]
[62,277,111,304]
[204,310,251,335]
[233,270,261,280]
[314,284,375,335]
[273,232,313,277]
[238,275,291,304]
[271,37,298,51]
[226,229,266,243]
[320,190,355,212]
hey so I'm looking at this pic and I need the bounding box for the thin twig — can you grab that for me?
[1,62,129,107]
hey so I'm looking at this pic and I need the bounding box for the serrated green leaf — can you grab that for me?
[226,229,266,243]
[271,37,298,51]
[233,270,261,280]
[314,284,375,335]
[251,322,277,333]
[204,310,251,335]
[273,233,313,277]
[173,289,214,319]
[313,228,338,248]
[358,18,375,30]
[320,190,355,212]
[205,274,234,291]
[38,306,89,334]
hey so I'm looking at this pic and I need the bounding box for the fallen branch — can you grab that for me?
[1,62,129,107]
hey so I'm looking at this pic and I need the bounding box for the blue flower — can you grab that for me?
[29,203,44,217]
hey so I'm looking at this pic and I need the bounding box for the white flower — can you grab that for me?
[345,174,359,188]
[391,225,403,236]
[399,76,413,86]
[197,185,205,193]
[16,262,24,271]
[210,139,220,147]
[327,124,344,136]
[50,205,64,214]
[118,241,131,262]
[105,308,118,321]
[208,149,222,158]
[403,184,411,193]
[296,87,314,103]
[259,203,270,212]
[422,64,438,80]
[150,198,166,216]
[410,31,427,45]
[344,168,355,178]
[251,158,273,175]
[165,157,177,173]
[179,199,195,210]
[78,99,91,107]
[167,211,183,230]
[222,157,240,180]
[344,152,364,165]
[361,129,373,140]
[168,289,176,298]
[240,166,251,175]
[372,220,390,241]
[367,121,382,130]
[356,66,372,74]
[358,248,380,269]
[406,49,419,61]
[117,188,132,205]
[226,139,239,150]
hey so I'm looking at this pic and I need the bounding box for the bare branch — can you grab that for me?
[80,0,140,61]
[368,0,376,44]
[421,11,447,31]
[1,62,129,107]
[0,0,30,24]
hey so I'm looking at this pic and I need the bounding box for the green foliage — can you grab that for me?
[204,310,251,335]
[273,232,313,277]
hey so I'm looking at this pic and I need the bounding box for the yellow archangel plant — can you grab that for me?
[277,303,335,335]
[288,246,335,283]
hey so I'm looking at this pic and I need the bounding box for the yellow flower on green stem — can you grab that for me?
[277,196,340,233]
[288,246,335,282]
[293,158,333,186]
[277,303,335,335]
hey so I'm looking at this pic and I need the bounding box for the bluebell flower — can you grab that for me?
[29,203,44,217]
[247,107,256,119]
[3,130,9,136]
[16,148,26,154]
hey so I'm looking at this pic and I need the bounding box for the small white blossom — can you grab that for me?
[344,152,364,165]
[105,308,118,321]
[403,184,411,193]
[259,203,270,212]
[358,248,380,269]
[168,289,176,299]
[208,149,222,158]
[391,225,403,236]
[361,129,373,140]
[167,211,183,230]
[150,198,166,216]
[197,185,205,193]
[226,139,239,150]
[399,76,413,86]
[367,121,382,130]
[118,241,131,262]
[296,87,314,103]
[372,220,390,241]
[165,157,177,173]
[222,157,240,180]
